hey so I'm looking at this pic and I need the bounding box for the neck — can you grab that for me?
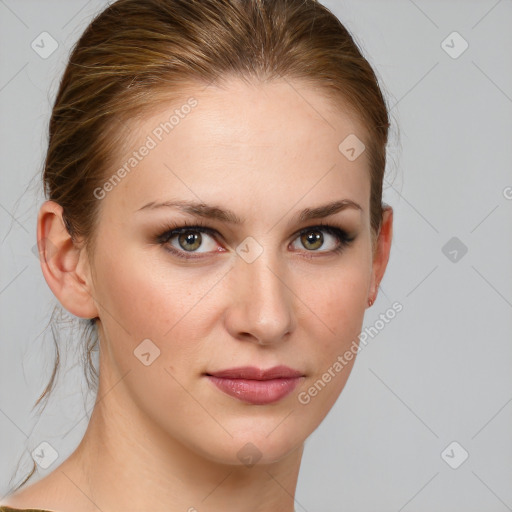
[57,363,304,512]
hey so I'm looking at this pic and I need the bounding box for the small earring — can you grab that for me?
[368,297,374,307]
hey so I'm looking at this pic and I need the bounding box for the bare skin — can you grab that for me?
[3,77,392,512]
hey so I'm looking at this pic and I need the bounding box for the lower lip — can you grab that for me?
[206,376,304,405]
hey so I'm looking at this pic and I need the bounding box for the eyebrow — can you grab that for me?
[136,198,362,223]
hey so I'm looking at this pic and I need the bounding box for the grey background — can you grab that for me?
[1,0,511,511]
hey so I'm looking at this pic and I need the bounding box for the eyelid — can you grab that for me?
[155,220,218,243]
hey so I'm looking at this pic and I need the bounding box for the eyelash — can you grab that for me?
[154,219,355,260]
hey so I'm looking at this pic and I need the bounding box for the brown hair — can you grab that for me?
[11,0,391,493]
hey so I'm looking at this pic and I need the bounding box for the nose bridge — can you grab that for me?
[227,241,296,344]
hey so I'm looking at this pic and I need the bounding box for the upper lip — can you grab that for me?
[206,365,304,380]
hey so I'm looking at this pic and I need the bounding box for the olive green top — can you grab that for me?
[0,507,55,512]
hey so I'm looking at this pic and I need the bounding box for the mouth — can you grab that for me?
[205,365,305,405]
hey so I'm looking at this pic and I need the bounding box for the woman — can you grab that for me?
[1,0,392,510]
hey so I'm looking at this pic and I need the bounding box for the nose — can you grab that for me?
[223,248,297,346]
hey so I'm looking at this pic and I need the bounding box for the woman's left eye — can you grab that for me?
[290,225,353,253]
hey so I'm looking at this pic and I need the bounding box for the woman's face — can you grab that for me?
[82,77,385,465]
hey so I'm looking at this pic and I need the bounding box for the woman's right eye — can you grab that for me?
[158,225,222,259]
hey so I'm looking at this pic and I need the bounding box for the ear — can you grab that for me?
[368,205,393,306]
[36,200,99,319]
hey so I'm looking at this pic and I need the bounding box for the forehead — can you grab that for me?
[167,77,367,155]
[100,77,371,220]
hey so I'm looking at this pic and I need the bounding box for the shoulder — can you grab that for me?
[0,475,96,512]
[0,508,56,512]
[0,461,94,512]
[0,483,60,512]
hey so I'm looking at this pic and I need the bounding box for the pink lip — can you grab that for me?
[205,365,305,405]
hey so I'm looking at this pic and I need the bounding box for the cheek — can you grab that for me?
[294,249,372,399]
[292,270,368,419]
[300,259,371,336]
[91,242,227,384]
[94,254,170,338]
[93,241,211,337]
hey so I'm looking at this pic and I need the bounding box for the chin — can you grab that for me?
[187,422,308,468]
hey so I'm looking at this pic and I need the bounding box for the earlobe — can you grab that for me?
[36,200,99,319]
[368,206,393,306]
